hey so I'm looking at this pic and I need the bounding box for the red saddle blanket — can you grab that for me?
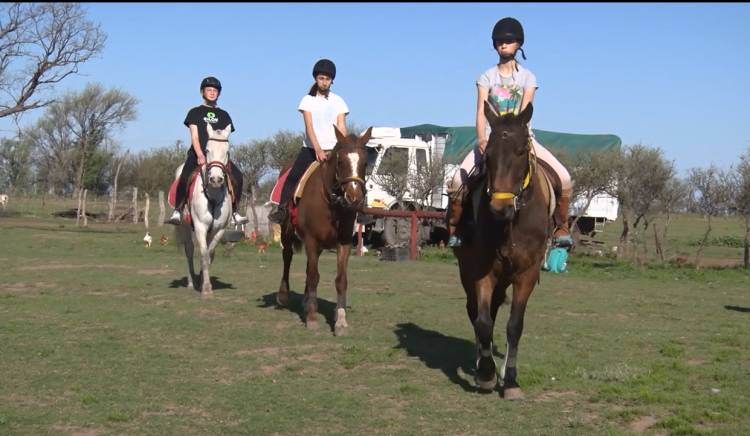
[168,171,200,225]
[269,168,301,226]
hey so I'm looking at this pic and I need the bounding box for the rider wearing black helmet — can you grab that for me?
[446,17,573,248]
[166,76,248,226]
[268,59,349,224]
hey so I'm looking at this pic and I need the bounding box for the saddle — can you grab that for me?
[167,163,238,226]
[269,162,321,227]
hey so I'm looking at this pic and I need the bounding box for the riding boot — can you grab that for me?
[447,190,467,247]
[553,194,573,248]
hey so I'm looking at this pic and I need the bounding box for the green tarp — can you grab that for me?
[399,124,622,165]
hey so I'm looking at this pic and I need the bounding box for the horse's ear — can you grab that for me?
[223,123,232,138]
[518,103,533,126]
[359,126,373,146]
[484,100,500,127]
[333,124,347,143]
[206,122,215,136]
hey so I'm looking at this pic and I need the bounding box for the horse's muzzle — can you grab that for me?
[490,202,516,221]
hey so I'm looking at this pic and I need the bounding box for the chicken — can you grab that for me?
[143,232,153,247]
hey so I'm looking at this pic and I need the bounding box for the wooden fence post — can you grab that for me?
[144,193,150,230]
[158,191,165,227]
[132,187,138,224]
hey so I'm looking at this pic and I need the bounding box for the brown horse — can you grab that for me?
[277,126,373,335]
[452,102,555,400]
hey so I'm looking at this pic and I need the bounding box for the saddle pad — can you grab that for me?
[293,161,320,205]
[269,168,291,205]
[168,170,200,225]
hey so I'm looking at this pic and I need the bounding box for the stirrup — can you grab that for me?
[232,212,249,225]
[553,233,573,248]
[165,209,181,225]
[447,235,463,248]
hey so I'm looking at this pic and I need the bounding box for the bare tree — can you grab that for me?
[233,139,270,233]
[567,148,621,235]
[370,146,410,204]
[0,136,33,193]
[408,153,446,209]
[688,165,734,269]
[266,130,303,172]
[0,3,106,119]
[653,176,689,261]
[734,147,750,269]
[612,144,674,263]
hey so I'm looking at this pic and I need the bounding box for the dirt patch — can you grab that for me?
[629,416,658,433]
[535,390,579,402]
[673,256,743,269]
[50,426,103,436]
[136,268,174,276]
[17,263,132,271]
[2,282,56,293]
[687,358,705,366]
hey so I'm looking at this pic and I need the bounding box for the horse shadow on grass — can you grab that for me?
[724,305,750,313]
[393,322,503,393]
[258,291,338,333]
[169,276,236,293]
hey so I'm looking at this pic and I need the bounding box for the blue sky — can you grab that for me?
[2,3,749,175]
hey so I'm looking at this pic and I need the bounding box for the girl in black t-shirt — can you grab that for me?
[167,76,248,226]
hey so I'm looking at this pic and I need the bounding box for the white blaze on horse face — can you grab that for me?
[346,152,360,189]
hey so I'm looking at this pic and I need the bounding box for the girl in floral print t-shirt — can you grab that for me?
[446,17,574,248]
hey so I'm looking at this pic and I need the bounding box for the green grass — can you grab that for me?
[1,212,749,434]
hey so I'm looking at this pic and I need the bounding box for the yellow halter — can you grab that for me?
[490,136,536,202]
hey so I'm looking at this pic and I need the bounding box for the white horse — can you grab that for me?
[175,123,233,298]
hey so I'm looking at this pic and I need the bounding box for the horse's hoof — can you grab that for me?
[476,376,497,392]
[201,290,213,299]
[503,387,525,401]
[306,320,319,330]
[334,324,349,337]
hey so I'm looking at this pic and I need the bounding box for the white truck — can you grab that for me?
[357,124,622,247]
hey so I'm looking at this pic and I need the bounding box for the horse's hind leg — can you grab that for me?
[333,242,351,336]
[180,224,196,290]
[501,269,537,401]
[277,225,294,307]
[303,240,322,329]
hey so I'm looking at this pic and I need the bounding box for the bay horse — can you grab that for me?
[452,102,555,400]
[277,126,372,335]
[175,123,233,298]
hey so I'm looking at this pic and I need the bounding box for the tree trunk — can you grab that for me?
[744,216,749,270]
[132,187,138,224]
[653,222,664,262]
[158,191,165,227]
[144,193,150,231]
[82,189,88,227]
[76,188,83,227]
[109,154,127,222]
[249,184,259,233]
[569,192,596,238]
[694,215,712,270]
[661,213,671,261]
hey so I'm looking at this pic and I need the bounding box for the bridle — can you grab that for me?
[487,135,536,211]
[327,147,367,208]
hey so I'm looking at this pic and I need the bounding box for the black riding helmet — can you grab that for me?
[200,76,222,93]
[312,59,336,80]
[492,17,524,46]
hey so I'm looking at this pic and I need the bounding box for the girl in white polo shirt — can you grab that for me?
[269,59,349,224]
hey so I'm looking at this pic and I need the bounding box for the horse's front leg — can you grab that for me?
[303,239,322,329]
[277,223,293,307]
[193,222,212,298]
[501,268,538,401]
[472,273,500,391]
[333,242,352,336]
[180,224,196,290]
